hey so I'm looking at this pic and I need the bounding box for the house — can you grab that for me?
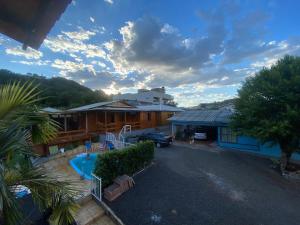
[169,108,300,161]
[113,87,175,105]
[35,100,182,156]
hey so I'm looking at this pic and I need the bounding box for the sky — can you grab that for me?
[0,0,300,107]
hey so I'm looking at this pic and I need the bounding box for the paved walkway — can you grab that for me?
[42,152,91,199]
[106,144,300,225]
[42,149,117,225]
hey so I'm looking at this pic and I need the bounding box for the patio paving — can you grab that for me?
[41,148,117,225]
[105,143,300,225]
[42,150,91,199]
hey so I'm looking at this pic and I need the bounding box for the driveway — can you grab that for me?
[105,143,300,225]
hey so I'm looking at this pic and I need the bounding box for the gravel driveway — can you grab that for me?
[105,143,300,225]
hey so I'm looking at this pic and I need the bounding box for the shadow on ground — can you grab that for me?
[106,144,300,225]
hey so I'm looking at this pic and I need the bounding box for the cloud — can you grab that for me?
[169,83,236,107]
[51,59,96,76]
[11,60,50,66]
[104,0,113,4]
[222,11,273,64]
[64,69,135,92]
[62,29,96,42]
[5,46,43,59]
[105,15,225,79]
[8,1,297,107]
[44,28,106,59]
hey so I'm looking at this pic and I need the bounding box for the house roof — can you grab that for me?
[136,104,183,112]
[67,101,133,112]
[0,0,71,49]
[66,101,183,113]
[41,107,61,113]
[168,108,233,125]
[42,100,183,114]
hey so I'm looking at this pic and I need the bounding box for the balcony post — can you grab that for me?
[104,111,107,132]
[64,115,67,132]
[85,112,88,134]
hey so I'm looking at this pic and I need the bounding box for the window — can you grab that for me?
[147,112,151,121]
[220,127,237,143]
[167,113,173,118]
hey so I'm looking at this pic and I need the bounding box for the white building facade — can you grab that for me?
[113,87,175,105]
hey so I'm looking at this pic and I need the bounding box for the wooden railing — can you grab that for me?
[50,129,89,145]
[96,122,124,133]
[58,129,86,137]
[126,121,141,129]
[50,121,142,145]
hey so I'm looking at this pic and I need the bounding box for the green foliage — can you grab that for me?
[197,98,235,110]
[231,55,300,154]
[0,82,79,225]
[0,69,111,108]
[94,141,154,187]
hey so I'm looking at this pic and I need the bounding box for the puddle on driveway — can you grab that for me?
[201,170,246,201]
[150,212,162,223]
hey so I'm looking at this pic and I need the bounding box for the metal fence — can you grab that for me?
[91,173,102,202]
[113,140,134,149]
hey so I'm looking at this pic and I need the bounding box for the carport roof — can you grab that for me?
[168,108,233,125]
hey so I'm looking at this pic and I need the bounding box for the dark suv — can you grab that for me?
[138,132,173,147]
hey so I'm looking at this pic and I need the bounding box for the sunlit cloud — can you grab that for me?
[5,46,43,59]
[90,17,95,23]
[104,0,113,4]
[44,28,107,60]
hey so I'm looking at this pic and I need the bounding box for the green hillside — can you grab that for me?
[0,69,111,109]
[191,98,235,110]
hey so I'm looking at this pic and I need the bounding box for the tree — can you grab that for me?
[0,82,79,225]
[0,69,111,109]
[231,55,300,172]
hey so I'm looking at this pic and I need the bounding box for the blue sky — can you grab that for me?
[0,0,300,107]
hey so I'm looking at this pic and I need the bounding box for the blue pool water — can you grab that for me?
[69,153,98,180]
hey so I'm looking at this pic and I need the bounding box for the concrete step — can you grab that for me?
[74,199,105,225]
[90,215,116,225]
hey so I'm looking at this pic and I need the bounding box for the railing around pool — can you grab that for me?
[91,173,102,202]
[113,140,134,149]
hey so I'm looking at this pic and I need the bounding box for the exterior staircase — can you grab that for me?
[118,125,132,143]
[74,196,116,225]
[105,125,132,149]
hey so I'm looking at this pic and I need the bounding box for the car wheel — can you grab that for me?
[156,142,161,148]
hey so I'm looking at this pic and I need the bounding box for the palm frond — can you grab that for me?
[0,164,23,225]
[49,195,79,225]
[0,82,41,120]
[4,165,79,225]
[0,124,33,160]
[0,82,78,225]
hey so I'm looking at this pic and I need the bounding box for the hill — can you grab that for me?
[190,98,235,110]
[0,69,111,109]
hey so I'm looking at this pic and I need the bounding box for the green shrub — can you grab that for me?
[94,141,154,187]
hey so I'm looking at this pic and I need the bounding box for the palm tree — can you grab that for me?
[0,82,79,225]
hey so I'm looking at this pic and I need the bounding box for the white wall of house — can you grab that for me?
[113,88,174,104]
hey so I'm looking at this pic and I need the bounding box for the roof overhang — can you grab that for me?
[169,120,229,126]
[0,0,71,49]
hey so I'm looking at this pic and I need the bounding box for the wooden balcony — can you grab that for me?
[48,121,142,146]
[50,129,90,145]
[126,121,141,130]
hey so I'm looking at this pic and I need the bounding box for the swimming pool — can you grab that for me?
[69,153,99,180]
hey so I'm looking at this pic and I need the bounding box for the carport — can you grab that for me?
[168,109,232,142]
